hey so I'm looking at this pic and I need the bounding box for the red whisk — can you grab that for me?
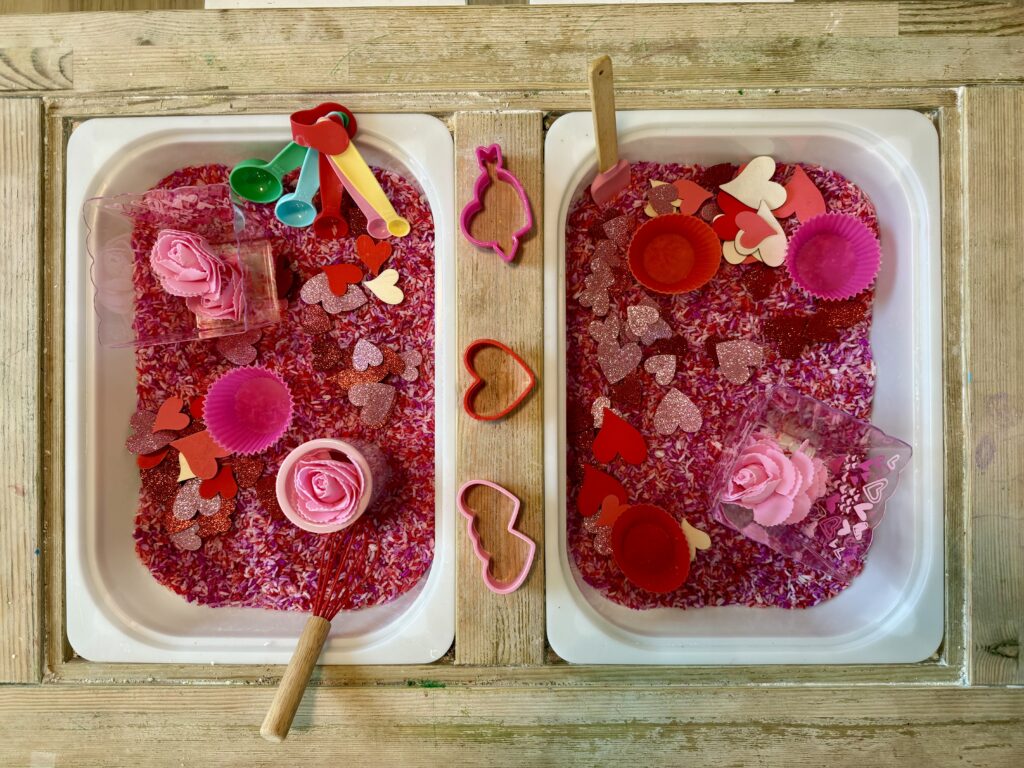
[261,522,370,742]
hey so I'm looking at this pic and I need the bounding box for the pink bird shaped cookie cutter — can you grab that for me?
[457,479,537,594]
[459,144,533,264]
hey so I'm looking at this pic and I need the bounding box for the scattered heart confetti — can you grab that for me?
[173,478,221,520]
[398,349,423,382]
[740,264,779,300]
[592,239,622,269]
[672,178,713,215]
[596,494,630,528]
[364,269,404,305]
[681,518,712,560]
[352,339,384,371]
[774,166,826,222]
[324,263,364,296]
[188,396,205,422]
[255,475,282,517]
[137,448,168,470]
[591,396,622,428]
[152,396,190,433]
[177,452,197,482]
[612,371,644,410]
[602,214,632,248]
[716,340,764,384]
[300,272,367,314]
[311,336,344,371]
[577,464,628,517]
[643,354,676,386]
[216,330,261,367]
[720,155,786,210]
[170,525,202,551]
[349,382,397,427]
[597,340,641,384]
[231,457,264,489]
[592,409,648,465]
[645,181,680,216]
[355,234,393,275]
[126,410,176,455]
[653,388,702,435]
[170,430,231,480]
[199,462,238,500]
[197,501,234,537]
[300,304,332,334]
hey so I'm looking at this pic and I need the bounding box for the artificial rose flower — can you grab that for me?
[149,229,224,298]
[722,436,828,526]
[292,449,365,525]
[185,261,245,322]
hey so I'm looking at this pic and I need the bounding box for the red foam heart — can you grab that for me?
[596,494,630,528]
[735,211,776,250]
[323,263,364,296]
[711,191,757,241]
[152,396,190,432]
[717,191,752,217]
[592,409,647,465]
[355,234,393,275]
[136,448,169,470]
[462,339,536,422]
[199,463,238,500]
[672,179,712,216]
[170,430,230,480]
[774,166,826,222]
[188,395,205,422]
[577,464,628,518]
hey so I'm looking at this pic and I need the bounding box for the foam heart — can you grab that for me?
[653,388,702,435]
[170,430,231,480]
[170,524,202,551]
[592,409,647,465]
[774,166,826,222]
[324,263,364,296]
[216,330,261,367]
[598,341,641,384]
[355,234,392,275]
[352,339,384,371]
[735,211,777,251]
[673,179,713,215]
[721,238,749,266]
[199,463,238,500]
[348,382,397,427]
[136,448,168,470]
[462,339,536,421]
[577,464,628,517]
[644,354,676,386]
[125,410,176,455]
[596,494,630,528]
[364,269,404,305]
[188,396,205,421]
[716,340,763,385]
[152,396,190,432]
[719,156,786,210]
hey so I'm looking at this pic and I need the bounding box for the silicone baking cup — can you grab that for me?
[785,213,881,301]
[204,366,294,455]
[627,214,720,294]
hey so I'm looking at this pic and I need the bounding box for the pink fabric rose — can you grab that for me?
[149,229,224,298]
[292,449,365,526]
[722,436,828,526]
[185,260,245,322]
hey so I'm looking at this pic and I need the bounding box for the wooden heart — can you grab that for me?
[462,339,536,422]
[363,268,404,305]
[720,156,786,210]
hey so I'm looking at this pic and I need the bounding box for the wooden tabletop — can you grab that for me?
[1,2,1022,764]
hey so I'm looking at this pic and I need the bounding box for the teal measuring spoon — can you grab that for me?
[274,148,321,228]
[230,142,307,204]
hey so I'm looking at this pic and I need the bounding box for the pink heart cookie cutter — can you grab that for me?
[459,144,533,264]
[457,479,536,595]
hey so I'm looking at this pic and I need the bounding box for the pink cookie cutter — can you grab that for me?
[457,479,536,595]
[459,144,533,264]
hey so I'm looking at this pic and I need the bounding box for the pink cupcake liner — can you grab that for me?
[204,365,294,455]
[785,213,881,301]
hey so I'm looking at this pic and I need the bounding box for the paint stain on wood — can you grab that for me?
[975,434,996,471]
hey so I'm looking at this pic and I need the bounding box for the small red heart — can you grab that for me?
[152,396,190,432]
[323,263,364,296]
[462,339,536,422]
[774,166,826,222]
[592,409,647,465]
[188,396,205,422]
[577,464,628,518]
[711,192,756,241]
[170,430,231,480]
[735,211,777,250]
[199,463,238,500]
[597,494,631,528]
[355,234,393,276]
[672,179,712,216]
[137,448,169,470]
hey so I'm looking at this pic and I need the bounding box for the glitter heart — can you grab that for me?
[719,155,786,210]
[300,304,332,334]
[578,267,614,316]
[774,166,826,222]
[352,339,384,371]
[739,264,779,300]
[197,500,234,537]
[592,409,647,465]
[672,178,713,216]
[363,268,404,305]
[588,313,620,347]
[142,458,179,501]
[598,341,641,384]
[398,349,422,382]
[126,410,176,455]
[231,456,264,488]
[300,272,367,314]
[355,234,393,275]
[216,330,261,366]
[349,382,397,427]
[612,370,644,410]
[591,396,621,428]
[323,263,364,296]
[152,396,190,433]
[577,464,628,517]
[602,214,633,249]
[311,336,344,371]
[170,524,202,551]
[653,388,702,435]
[173,478,221,520]
[592,239,621,269]
[170,430,231,480]
[198,462,238,500]
[716,340,764,384]
[643,354,676,386]
[626,304,659,337]
[645,181,680,216]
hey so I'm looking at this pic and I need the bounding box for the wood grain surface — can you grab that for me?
[0,98,42,684]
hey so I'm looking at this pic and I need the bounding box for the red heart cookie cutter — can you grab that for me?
[462,338,536,422]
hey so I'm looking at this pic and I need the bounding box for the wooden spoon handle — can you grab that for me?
[260,615,332,743]
[588,55,619,173]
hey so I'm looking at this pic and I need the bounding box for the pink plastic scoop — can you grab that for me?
[588,55,630,206]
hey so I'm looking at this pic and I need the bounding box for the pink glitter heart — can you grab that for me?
[352,339,384,371]
[643,354,676,386]
[170,524,202,551]
[578,272,612,316]
[173,478,221,520]
[591,396,622,428]
[301,272,367,314]
[125,410,176,455]
[647,183,679,215]
[626,304,659,338]
[588,313,620,347]
[216,330,261,366]
[399,350,423,382]
[603,214,633,248]
[348,382,396,427]
[592,239,622,269]
[598,341,641,384]
[653,388,702,435]
[716,339,764,384]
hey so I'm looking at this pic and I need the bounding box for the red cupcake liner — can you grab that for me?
[627,214,720,294]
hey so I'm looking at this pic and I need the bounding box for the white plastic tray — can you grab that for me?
[65,115,456,664]
[544,110,943,664]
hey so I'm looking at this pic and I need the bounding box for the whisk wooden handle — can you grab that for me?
[261,615,332,743]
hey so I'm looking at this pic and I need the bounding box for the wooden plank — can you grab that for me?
[454,111,544,665]
[0,47,72,91]
[965,86,1024,685]
[900,2,1024,36]
[0,686,1022,766]
[0,97,42,683]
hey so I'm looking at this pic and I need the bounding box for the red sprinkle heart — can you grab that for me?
[577,464,628,518]
[355,234,393,276]
[323,263,364,296]
[592,409,647,465]
[199,463,238,500]
[152,396,190,432]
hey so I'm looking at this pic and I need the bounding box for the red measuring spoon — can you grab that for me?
[313,152,348,239]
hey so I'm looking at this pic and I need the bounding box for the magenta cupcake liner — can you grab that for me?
[785,213,881,301]
[204,365,294,455]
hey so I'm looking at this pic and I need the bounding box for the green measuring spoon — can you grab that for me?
[230,142,307,204]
